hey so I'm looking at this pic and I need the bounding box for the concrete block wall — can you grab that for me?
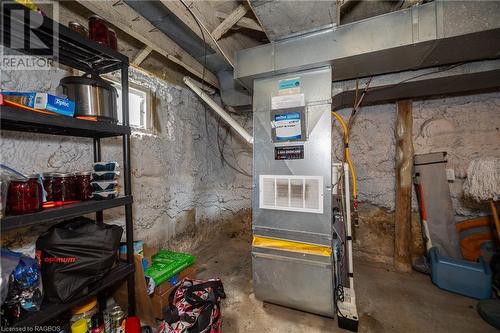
[334,91,500,263]
[0,67,252,250]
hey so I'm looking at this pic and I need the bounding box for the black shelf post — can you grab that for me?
[0,4,136,326]
[121,64,136,315]
[93,138,104,225]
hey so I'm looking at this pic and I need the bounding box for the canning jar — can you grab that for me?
[108,29,117,51]
[88,15,109,47]
[74,171,92,201]
[7,177,42,215]
[61,173,76,201]
[68,21,89,38]
[43,172,64,202]
[43,172,65,202]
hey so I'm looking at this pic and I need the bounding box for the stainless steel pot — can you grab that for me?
[59,74,118,123]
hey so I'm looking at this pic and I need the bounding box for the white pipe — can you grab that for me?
[184,76,254,145]
[344,162,354,289]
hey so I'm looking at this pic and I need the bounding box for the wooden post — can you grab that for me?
[394,100,414,272]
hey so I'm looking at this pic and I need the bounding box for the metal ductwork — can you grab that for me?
[235,1,500,88]
[248,0,338,41]
[124,0,252,107]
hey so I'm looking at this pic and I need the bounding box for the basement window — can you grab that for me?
[108,80,152,130]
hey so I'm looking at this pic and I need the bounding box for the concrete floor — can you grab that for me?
[193,221,496,333]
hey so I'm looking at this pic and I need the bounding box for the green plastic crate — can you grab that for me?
[152,250,195,266]
[145,250,195,285]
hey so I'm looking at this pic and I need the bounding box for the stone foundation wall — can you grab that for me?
[0,67,252,250]
[334,91,500,262]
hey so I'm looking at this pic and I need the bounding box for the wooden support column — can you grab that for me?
[394,99,414,273]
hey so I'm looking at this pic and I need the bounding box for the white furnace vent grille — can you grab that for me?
[259,175,323,214]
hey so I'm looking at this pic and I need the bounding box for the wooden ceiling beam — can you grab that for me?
[173,0,234,67]
[211,4,248,41]
[76,0,219,88]
[131,45,153,66]
[159,0,255,69]
[215,11,263,32]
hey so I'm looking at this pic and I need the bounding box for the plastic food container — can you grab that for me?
[92,190,119,200]
[91,180,118,192]
[92,171,120,181]
[93,161,119,172]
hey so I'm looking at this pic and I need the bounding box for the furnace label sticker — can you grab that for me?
[278,77,301,95]
[271,93,305,110]
[273,112,302,141]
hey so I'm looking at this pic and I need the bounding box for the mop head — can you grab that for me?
[463,157,500,202]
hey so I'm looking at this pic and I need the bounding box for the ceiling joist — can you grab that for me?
[76,0,219,88]
[211,4,248,41]
[159,0,256,69]
[215,11,263,32]
[132,45,153,66]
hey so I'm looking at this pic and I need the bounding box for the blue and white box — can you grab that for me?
[2,92,75,117]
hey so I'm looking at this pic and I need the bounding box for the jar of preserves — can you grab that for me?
[88,15,109,47]
[43,172,64,202]
[68,21,89,38]
[74,171,92,201]
[61,173,76,202]
[108,29,117,51]
[7,177,42,215]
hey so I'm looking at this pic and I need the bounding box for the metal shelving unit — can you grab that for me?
[1,196,133,232]
[1,3,135,327]
[0,105,131,138]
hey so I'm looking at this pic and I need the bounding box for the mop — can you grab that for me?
[463,157,500,329]
[463,157,499,203]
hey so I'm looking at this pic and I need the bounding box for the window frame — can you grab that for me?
[104,76,153,132]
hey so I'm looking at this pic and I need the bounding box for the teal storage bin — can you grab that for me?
[429,247,492,299]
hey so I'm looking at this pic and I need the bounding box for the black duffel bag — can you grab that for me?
[36,217,123,303]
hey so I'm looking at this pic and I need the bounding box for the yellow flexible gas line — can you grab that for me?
[332,112,357,199]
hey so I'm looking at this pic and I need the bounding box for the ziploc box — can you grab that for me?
[2,92,75,117]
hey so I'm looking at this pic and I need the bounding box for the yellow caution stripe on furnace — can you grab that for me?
[252,236,332,257]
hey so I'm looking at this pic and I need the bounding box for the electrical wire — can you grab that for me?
[357,62,466,95]
[216,115,252,177]
[180,0,211,140]
[181,1,251,178]
[179,0,234,68]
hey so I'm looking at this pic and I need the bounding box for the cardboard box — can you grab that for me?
[114,245,197,326]
[154,264,196,296]
[2,92,75,116]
